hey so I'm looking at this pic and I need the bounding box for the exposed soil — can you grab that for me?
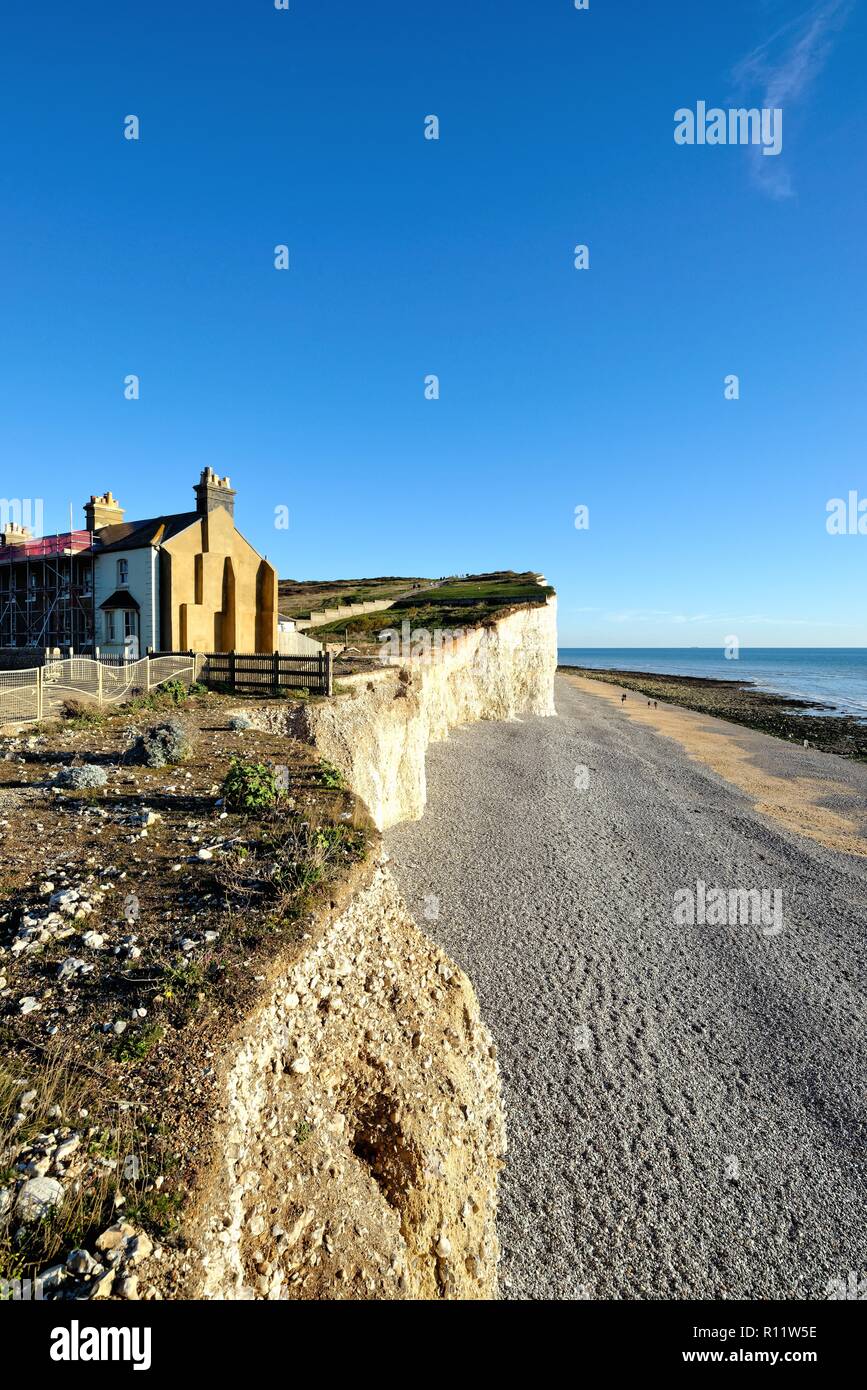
[0,688,372,1290]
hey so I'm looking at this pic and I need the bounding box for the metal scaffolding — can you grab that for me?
[0,533,95,652]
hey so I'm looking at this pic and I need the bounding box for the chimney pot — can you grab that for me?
[194,468,236,520]
[84,492,125,531]
[0,522,32,547]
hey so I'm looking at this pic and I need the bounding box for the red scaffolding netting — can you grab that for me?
[0,531,93,561]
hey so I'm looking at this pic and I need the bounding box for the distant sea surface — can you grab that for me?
[557,648,867,719]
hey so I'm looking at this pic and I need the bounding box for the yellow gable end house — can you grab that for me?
[0,469,277,658]
[93,469,278,656]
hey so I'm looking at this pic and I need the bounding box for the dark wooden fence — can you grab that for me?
[152,650,333,697]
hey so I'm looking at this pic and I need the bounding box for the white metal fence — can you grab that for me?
[0,654,196,728]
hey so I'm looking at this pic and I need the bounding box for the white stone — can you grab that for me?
[90,1269,116,1298]
[54,1136,80,1164]
[67,1248,100,1276]
[20,1155,51,1177]
[95,1220,136,1253]
[15,1176,65,1221]
[125,1232,153,1265]
[436,1230,452,1258]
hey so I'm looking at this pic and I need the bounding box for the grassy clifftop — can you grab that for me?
[277,577,430,621]
[306,571,553,642]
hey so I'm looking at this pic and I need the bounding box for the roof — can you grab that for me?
[96,512,199,553]
[0,531,92,563]
[99,590,141,611]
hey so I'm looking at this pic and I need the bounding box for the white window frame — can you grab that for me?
[117,557,129,587]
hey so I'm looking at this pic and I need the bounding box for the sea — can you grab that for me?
[556,648,867,720]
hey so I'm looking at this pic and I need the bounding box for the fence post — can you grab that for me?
[145,654,151,693]
[325,652,333,696]
[229,650,236,693]
[273,650,280,695]
[36,667,43,721]
[97,660,103,706]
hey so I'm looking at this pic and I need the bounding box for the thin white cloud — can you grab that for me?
[731,0,853,198]
[602,608,839,628]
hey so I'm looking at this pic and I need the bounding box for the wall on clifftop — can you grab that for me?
[288,597,557,829]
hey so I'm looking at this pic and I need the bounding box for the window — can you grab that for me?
[105,611,116,641]
[123,610,136,638]
[117,558,128,587]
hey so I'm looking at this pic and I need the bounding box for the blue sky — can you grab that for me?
[1,0,865,647]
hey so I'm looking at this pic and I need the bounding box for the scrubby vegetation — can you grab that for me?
[121,679,208,716]
[60,700,106,729]
[55,765,109,791]
[315,760,345,789]
[217,811,368,924]
[133,719,192,768]
[221,757,278,812]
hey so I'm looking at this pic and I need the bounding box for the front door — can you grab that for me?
[122,609,139,660]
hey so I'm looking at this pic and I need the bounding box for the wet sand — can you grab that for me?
[562,670,867,858]
[560,665,867,763]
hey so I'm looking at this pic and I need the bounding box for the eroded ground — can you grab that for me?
[0,687,370,1295]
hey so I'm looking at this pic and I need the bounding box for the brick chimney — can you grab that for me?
[84,492,125,531]
[194,468,236,520]
[0,522,32,548]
